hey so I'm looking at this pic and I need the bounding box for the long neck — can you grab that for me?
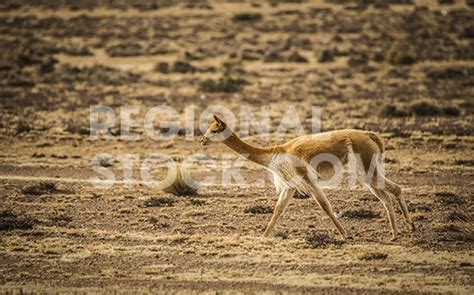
[223,131,279,166]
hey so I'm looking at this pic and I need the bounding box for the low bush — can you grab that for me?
[244,205,273,214]
[341,208,380,219]
[359,252,388,260]
[143,197,176,207]
[232,13,262,22]
[22,182,56,195]
[199,77,247,93]
[305,232,344,248]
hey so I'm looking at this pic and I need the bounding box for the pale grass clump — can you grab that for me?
[163,165,198,196]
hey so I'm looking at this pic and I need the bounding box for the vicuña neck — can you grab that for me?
[223,131,279,166]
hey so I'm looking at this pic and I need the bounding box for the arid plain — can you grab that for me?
[0,0,473,293]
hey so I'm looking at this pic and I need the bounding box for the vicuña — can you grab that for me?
[200,115,414,241]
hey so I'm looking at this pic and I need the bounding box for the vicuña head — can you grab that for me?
[199,115,229,147]
[199,113,414,242]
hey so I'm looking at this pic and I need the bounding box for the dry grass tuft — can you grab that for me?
[359,252,388,260]
[436,192,464,205]
[379,104,408,118]
[380,101,461,118]
[149,217,170,229]
[0,210,36,231]
[434,216,473,242]
[189,199,207,206]
[244,205,273,214]
[305,232,344,248]
[163,166,198,196]
[22,181,56,195]
[232,12,262,22]
[342,208,380,219]
[199,77,247,93]
[274,230,289,239]
[143,197,176,207]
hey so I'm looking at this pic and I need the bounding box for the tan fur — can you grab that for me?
[200,116,414,241]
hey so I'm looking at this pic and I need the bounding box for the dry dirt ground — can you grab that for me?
[0,0,473,293]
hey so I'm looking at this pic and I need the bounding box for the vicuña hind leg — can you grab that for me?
[385,178,415,231]
[263,188,295,237]
[309,184,347,239]
[367,185,400,241]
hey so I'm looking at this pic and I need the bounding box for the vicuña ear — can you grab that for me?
[213,114,225,127]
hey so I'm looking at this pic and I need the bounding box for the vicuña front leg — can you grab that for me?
[263,189,295,237]
[310,184,347,239]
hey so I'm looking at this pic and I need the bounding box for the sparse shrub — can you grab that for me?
[65,119,89,135]
[341,208,380,219]
[305,232,344,248]
[155,62,169,73]
[49,214,73,226]
[118,208,134,214]
[381,101,461,118]
[143,197,176,207]
[454,159,474,166]
[96,155,115,167]
[384,157,398,164]
[240,48,261,61]
[149,217,170,229]
[172,61,196,73]
[445,211,469,223]
[425,67,473,80]
[388,49,416,65]
[436,192,464,205]
[16,120,31,134]
[379,104,408,118]
[274,230,288,239]
[199,77,247,93]
[269,0,304,5]
[434,222,474,242]
[62,44,92,56]
[263,51,285,62]
[163,166,198,196]
[22,182,56,195]
[318,50,334,63]
[409,101,441,116]
[244,204,273,214]
[287,51,308,63]
[408,203,432,212]
[189,199,207,206]
[232,13,262,22]
[359,252,388,260]
[442,106,460,117]
[105,42,143,57]
[437,0,455,4]
[0,210,36,231]
[388,42,417,65]
[348,53,368,67]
